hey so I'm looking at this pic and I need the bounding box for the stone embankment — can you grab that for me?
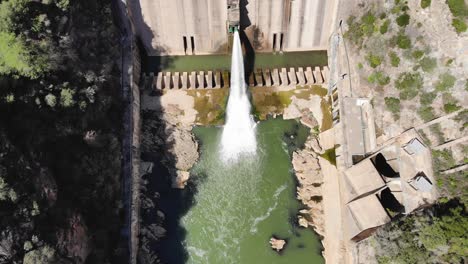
[143,66,330,89]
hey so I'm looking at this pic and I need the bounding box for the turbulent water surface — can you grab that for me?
[220,31,257,163]
[182,119,324,264]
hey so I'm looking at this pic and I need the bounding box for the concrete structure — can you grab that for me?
[341,129,438,241]
[149,66,329,89]
[129,0,340,55]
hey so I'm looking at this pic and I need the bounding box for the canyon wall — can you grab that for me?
[129,0,339,55]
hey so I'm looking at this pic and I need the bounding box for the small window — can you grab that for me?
[183,36,188,55]
[272,33,277,51]
[190,36,195,54]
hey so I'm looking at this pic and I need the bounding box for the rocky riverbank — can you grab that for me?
[292,135,326,238]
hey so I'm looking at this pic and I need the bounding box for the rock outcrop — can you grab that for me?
[269,237,286,252]
[292,135,325,237]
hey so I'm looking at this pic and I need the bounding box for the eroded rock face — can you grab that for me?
[56,214,90,264]
[141,109,199,189]
[269,237,286,252]
[292,135,325,237]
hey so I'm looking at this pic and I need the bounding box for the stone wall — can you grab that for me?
[129,0,340,55]
[112,1,142,264]
[144,66,329,89]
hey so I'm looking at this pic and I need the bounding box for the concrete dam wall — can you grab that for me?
[129,0,339,56]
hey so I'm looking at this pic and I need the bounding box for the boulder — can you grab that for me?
[269,237,286,252]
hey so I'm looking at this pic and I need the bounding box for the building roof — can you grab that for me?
[347,195,391,240]
[344,159,386,201]
[408,173,433,192]
[403,138,426,155]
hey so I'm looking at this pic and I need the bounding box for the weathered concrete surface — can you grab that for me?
[129,0,228,55]
[129,0,339,55]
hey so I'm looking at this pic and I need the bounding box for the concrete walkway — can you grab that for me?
[319,128,346,264]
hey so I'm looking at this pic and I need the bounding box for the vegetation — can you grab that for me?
[389,51,400,67]
[384,97,401,119]
[443,93,461,113]
[396,13,410,27]
[421,0,431,8]
[394,33,412,49]
[368,71,390,86]
[0,0,124,263]
[395,72,423,99]
[452,18,467,33]
[374,200,468,264]
[418,106,435,122]
[435,72,456,92]
[420,91,437,106]
[380,19,390,34]
[419,56,437,72]
[366,53,383,68]
[446,0,468,33]
[412,49,424,60]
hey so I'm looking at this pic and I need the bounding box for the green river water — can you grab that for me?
[182,118,324,264]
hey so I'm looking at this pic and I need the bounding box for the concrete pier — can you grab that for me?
[314,66,324,84]
[255,70,264,87]
[189,72,197,89]
[263,69,272,86]
[206,71,213,89]
[164,72,172,89]
[156,72,163,89]
[214,71,221,88]
[198,71,205,89]
[305,67,314,84]
[272,69,280,86]
[288,68,297,86]
[181,72,188,89]
[297,67,306,85]
[172,72,181,89]
[280,68,289,86]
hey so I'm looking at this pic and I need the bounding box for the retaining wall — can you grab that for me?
[112,1,142,264]
[145,66,329,90]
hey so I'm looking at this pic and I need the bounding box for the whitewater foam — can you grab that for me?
[220,31,257,163]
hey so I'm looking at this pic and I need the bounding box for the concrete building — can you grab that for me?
[342,129,438,241]
[129,0,340,55]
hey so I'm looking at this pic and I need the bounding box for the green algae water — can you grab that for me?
[182,118,324,264]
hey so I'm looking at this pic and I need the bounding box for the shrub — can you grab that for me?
[446,0,468,18]
[412,50,424,59]
[395,72,423,99]
[421,0,431,8]
[366,53,383,68]
[45,94,57,107]
[361,12,378,36]
[60,88,75,107]
[358,62,363,69]
[368,71,390,85]
[385,97,401,119]
[5,93,14,103]
[442,93,461,113]
[380,19,390,34]
[444,103,461,113]
[419,57,437,72]
[435,72,456,91]
[396,14,410,27]
[418,106,435,121]
[389,51,400,67]
[420,92,437,105]
[452,18,467,33]
[396,33,411,49]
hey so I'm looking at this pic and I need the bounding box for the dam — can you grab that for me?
[121,0,341,263]
[129,0,339,55]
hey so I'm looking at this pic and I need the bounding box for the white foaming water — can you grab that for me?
[220,31,257,163]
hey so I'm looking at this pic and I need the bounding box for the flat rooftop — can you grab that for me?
[143,50,328,73]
